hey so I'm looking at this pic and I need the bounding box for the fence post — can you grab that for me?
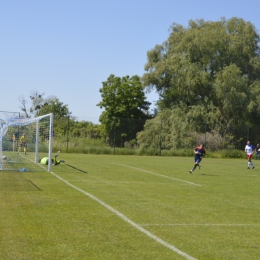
[66,115,70,153]
[159,118,162,155]
[204,123,207,147]
[113,117,116,155]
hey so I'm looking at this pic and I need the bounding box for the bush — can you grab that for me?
[161,148,193,157]
[136,147,160,156]
[52,136,246,159]
[210,149,245,159]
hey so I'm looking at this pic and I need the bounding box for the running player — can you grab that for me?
[189,143,206,174]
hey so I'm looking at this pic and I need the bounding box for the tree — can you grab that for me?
[18,96,31,118]
[142,17,260,134]
[69,120,102,138]
[19,92,70,119]
[29,91,46,116]
[37,97,70,119]
[97,74,151,146]
[36,97,71,137]
[18,92,72,137]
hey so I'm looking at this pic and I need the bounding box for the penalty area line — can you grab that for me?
[112,163,201,187]
[49,170,197,260]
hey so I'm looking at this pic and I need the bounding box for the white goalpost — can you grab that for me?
[0,112,53,172]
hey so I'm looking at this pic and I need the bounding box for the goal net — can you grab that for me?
[0,112,53,172]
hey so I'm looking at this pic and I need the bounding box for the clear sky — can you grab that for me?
[1,0,260,123]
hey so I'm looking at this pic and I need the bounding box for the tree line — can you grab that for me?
[19,17,260,150]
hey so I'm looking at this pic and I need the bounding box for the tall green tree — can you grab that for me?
[37,97,71,137]
[97,74,151,146]
[37,97,70,119]
[19,92,71,137]
[19,92,70,119]
[142,17,260,132]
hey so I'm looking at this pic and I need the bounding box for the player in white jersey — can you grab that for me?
[245,141,255,169]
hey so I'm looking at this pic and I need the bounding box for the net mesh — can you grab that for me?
[0,111,52,171]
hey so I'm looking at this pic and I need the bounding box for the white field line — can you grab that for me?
[64,180,134,184]
[140,223,260,227]
[112,163,201,187]
[49,170,197,260]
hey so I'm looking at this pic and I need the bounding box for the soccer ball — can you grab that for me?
[2,155,7,160]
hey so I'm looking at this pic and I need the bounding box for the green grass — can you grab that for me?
[1,154,260,260]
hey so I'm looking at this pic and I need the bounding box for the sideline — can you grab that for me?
[112,162,201,187]
[49,170,197,260]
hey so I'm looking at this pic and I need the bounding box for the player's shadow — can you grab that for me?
[66,164,88,174]
[200,173,219,176]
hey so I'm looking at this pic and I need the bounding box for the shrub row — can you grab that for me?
[53,138,246,159]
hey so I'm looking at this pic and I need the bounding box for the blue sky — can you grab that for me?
[1,0,260,124]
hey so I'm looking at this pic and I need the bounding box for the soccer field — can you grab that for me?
[0,154,260,260]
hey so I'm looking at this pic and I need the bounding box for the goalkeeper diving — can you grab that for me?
[39,151,65,165]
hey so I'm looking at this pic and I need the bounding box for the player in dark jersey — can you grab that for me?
[189,143,206,174]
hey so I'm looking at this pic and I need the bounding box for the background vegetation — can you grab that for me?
[17,17,260,155]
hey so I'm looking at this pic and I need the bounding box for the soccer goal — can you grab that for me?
[0,111,53,172]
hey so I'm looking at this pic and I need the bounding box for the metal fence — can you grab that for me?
[62,116,260,152]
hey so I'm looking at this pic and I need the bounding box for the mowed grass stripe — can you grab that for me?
[1,154,260,259]
[112,162,202,186]
[49,169,197,260]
